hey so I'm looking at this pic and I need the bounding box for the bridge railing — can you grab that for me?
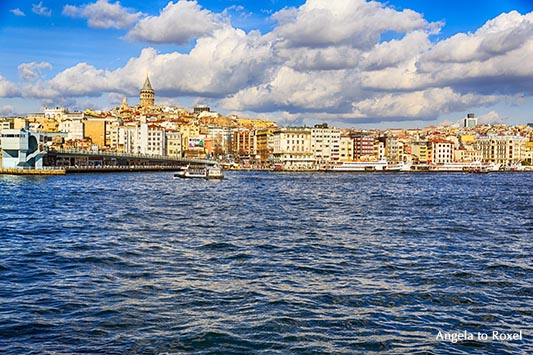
[48,148,216,165]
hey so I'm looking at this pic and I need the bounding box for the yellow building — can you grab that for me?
[85,119,107,147]
[166,130,182,158]
[13,117,28,130]
[460,134,476,144]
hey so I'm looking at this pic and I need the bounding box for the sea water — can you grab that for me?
[0,171,531,354]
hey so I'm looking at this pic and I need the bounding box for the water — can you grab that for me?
[0,171,531,354]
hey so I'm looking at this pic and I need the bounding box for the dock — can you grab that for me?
[0,168,66,175]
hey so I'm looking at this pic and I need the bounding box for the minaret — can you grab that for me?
[140,75,155,109]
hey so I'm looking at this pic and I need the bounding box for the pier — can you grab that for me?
[0,168,66,175]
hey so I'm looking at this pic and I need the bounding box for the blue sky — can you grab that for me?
[1,0,533,128]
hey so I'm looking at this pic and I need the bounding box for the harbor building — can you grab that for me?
[1,129,46,169]
[311,124,341,165]
[271,127,314,170]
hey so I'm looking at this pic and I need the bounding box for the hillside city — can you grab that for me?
[1,76,533,170]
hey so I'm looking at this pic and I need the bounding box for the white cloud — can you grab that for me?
[0,76,20,98]
[18,62,53,81]
[127,0,224,44]
[63,0,143,30]
[351,88,499,119]
[0,105,16,116]
[477,111,508,125]
[417,11,533,94]
[32,2,52,17]
[48,63,111,96]
[15,2,533,125]
[271,0,428,49]
[10,8,25,16]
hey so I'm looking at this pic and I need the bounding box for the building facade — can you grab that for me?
[271,127,314,170]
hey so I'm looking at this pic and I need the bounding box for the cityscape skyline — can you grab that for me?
[1,0,533,129]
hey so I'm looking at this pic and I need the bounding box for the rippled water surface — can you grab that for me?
[0,171,532,354]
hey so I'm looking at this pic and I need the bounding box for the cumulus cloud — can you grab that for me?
[17,1,533,125]
[0,76,20,98]
[18,62,53,81]
[477,111,509,125]
[0,105,16,116]
[63,0,142,29]
[127,0,224,44]
[351,88,499,119]
[271,0,428,49]
[32,2,52,17]
[417,11,533,95]
[10,8,25,16]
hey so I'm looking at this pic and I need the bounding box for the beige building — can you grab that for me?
[166,130,182,158]
[271,127,314,170]
[339,134,353,161]
[311,123,341,164]
[475,136,526,165]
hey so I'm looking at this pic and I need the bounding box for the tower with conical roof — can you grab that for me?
[140,75,155,109]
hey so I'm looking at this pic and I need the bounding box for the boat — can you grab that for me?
[465,166,491,174]
[429,162,500,172]
[174,165,224,179]
[323,160,411,172]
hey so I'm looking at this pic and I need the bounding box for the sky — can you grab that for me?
[1,0,533,128]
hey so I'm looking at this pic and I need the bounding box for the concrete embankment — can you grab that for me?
[0,168,66,175]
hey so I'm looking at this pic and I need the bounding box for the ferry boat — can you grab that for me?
[174,165,224,180]
[323,160,412,172]
[429,162,500,172]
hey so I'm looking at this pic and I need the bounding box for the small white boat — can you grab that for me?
[174,165,224,180]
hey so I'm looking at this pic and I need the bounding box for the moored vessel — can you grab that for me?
[322,160,411,172]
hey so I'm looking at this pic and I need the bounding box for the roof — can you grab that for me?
[142,75,153,91]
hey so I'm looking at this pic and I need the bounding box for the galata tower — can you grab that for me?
[140,75,155,108]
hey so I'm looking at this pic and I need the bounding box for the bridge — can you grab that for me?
[44,148,217,172]
[1,129,217,174]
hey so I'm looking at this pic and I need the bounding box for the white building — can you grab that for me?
[112,123,166,156]
[310,124,340,165]
[138,123,166,156]
[44,107,67,121]
[271,127,314,170]
[0,129,45,169]
[58,119,84,141]
[430,139,453,164]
